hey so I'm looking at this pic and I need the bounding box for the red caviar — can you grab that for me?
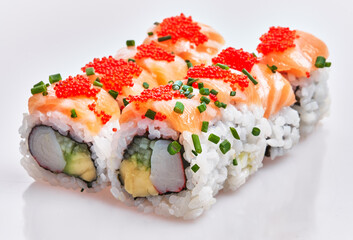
[128,84,185,103]
[135,42,175,62]
[54,75,100,98]
[306,72,310,78]
[88,102,112,124]
[187,65,249,91]
[212,47,258,72]
[257,26,299,55]
[82,56,142,93]
[112,128,117,132]
[156,13,208,46]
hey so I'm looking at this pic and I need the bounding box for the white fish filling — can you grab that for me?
[150,140,185,193]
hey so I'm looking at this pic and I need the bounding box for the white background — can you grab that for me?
[1,0,353,239]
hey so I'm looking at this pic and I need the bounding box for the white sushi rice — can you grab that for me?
[19,111,119,192]
[286,68,330,136]
[265,107,300,159]
[108,104,270,219]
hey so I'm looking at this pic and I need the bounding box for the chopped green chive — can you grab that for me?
[191,164,200,173]
[187,77,198,86]
[167,141,182,155]
[179,90,185,94]
[154,22,160,25]
[49,73,62,84]
[252,127,261,136]
[172,80,183,90]
[210,89,218,95]
[215,63,229,70]
[33,81,45,87]
[201,121,209,133]
[232,158,238,166]
[192,134,202,153]
[93,80,103,88]
[187,94,195,99]
[230,91,236,96]
[158,35,172,42]
[145,109,156,120]
[252,52,257,58]
[199,88,210,95]
[123,98,129,106]
[95,77,100,82]
[71,109,77,118]
[200,96,210,104]
[85,67,95,76]
[42,91,48,96]
[147,32,153,36]
[214,101,227,109]
[230,127,240,140]
[242,68,258,85]
[197,103,207,113]
[128,58,136,62]
[142,82,149,89]
[267,64,278,73]
[315,56,326,68]
[208,133,220,144]
[185,60,193,69]
[192,150,198,156]
[126,40,135,47]
[81,188,84,192]
[31,85,47,95]
[46,83,50,87]
[182,85,189,91]
[198,82,204,89]
[173,101,184,114]
[168,80,174,84]
[325,62,332,67]
[184,91,191,96]
[108,90,119,99]
[219,140,231,154]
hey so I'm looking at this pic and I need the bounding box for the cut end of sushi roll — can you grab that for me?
[118,136,186,198]
[28,125,97,185]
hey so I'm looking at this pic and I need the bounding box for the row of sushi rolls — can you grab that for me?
[19,14,331,219]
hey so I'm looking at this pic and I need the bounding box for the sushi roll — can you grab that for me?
[212,47,300,159]
[184,64,271,190]
[115,41,188,85]
[108,68,269,218]
[19,74,120,191]
[256,26,331,135]
[81,56,159,107]
[143,13,225,65]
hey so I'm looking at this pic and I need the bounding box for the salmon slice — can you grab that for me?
[251,63,295,118]
[120,85,219,133]
[29,75,120,135]
[115,43,188,86]
[212,47,295,118]
[143,14,225,65]
[186,65,262,108]
[257,27,329,78]
[82,56,159,107]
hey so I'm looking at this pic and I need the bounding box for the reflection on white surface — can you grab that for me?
[22,127,326,240]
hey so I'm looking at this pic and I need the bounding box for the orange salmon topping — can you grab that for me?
[54,75,100,98]
[257,26,299,55]
[157,13,208,46]
[212,47,258,72]
[82,56,142,94]
[88,102,112,124]
[186,65,249,91]
[135,42,175,62]
[128,84,185,103]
